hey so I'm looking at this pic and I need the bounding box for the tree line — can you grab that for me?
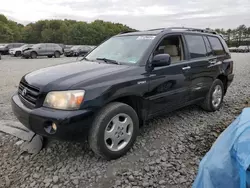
[0,13,249,46]
[0,14,136,45]
[214,25,250,47]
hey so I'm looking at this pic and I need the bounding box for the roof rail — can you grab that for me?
[165,27,217,34]
[147,28,166,31]
[146,27,217,35]
[119,30,136,34]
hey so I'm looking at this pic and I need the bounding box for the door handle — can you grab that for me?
[182,66,191,70]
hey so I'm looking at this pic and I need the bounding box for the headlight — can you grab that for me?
[43,90,85,110]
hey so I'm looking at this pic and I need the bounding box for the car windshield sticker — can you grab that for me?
[136,36,156,40]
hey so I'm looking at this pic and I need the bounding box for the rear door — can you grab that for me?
[45,44,53,55]
[183,34,215,101]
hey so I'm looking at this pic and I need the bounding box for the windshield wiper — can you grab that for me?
[96,58,120,65]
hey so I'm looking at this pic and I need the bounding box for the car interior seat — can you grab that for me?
[164,45,180,63]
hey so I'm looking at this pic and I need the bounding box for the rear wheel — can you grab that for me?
[89,102,139,160]
[54,51,60,58]
[201,79,224,112]
[31,51,37,59]
[48,55,53,58]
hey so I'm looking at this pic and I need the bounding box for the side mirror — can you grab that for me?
[151,54,171,67]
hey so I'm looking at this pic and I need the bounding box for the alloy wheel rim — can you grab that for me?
[104,113,133,152]
[212,85,223,108]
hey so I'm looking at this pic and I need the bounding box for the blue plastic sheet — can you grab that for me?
[193,108,250,188]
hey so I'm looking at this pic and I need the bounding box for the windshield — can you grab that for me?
[86,35,155,64]
[21,44,33,49]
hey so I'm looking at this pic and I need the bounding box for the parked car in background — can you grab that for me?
[77,45,93,56]
[9,44,33,57]
[22,43,63,59]
[237,46,249,53]
[64,45,93,57]
[0,43,24,55]
[12,27,234,159]
[64,45,79,57]
[228,47,238,52]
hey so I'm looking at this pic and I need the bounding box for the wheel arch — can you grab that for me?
[109,95,146,126]
[217,74,228,94]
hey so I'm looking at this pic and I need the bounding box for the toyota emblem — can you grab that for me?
[22,88,27,96]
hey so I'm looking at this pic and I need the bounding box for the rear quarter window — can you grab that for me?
[203,36,213,56]
[185,35,207,59]
[208,36,225,55]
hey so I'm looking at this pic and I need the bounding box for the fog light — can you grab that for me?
[52,123,57,131]
[44,122,57,134]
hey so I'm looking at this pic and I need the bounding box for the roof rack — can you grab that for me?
[146,27,217,35]
[147,28,166,31]
[166,27,217,34]
[119,30,136,34]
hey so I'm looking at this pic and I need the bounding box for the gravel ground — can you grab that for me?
[0,54,250,188]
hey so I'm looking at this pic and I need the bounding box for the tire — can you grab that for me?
[48,55,53,58]
[31,51,37,59]
[89,102,139,160]
[201,79,224,112]
[54,51,60,58]
[15,51,21,57]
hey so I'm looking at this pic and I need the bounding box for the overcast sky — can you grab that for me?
[1,0,250,30]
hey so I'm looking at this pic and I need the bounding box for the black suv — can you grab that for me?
[11,27,234,159]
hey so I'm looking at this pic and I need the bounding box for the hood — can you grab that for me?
[64,49,72,52]
[23,60,130,91]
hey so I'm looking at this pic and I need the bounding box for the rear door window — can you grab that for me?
[203,36,213,56]
[185,35,207,59]
[208,36,225,55]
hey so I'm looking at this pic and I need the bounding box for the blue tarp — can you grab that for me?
[193,108,250,188]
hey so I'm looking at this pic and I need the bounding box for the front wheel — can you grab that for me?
[201,79,224,112]
[15,51,21,57]
[31,51,37,59]
[88,102,139,160]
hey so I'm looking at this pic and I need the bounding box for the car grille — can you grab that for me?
[18,81,40,106]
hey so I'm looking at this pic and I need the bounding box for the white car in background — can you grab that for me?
[9,44,33,57]
[237,46,249,53]
[228,47,238,52]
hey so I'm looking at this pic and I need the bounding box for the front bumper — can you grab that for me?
[11,94,94,141]
[64,51,73,56]
[9,51,15,56]
[22,53,31,57]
